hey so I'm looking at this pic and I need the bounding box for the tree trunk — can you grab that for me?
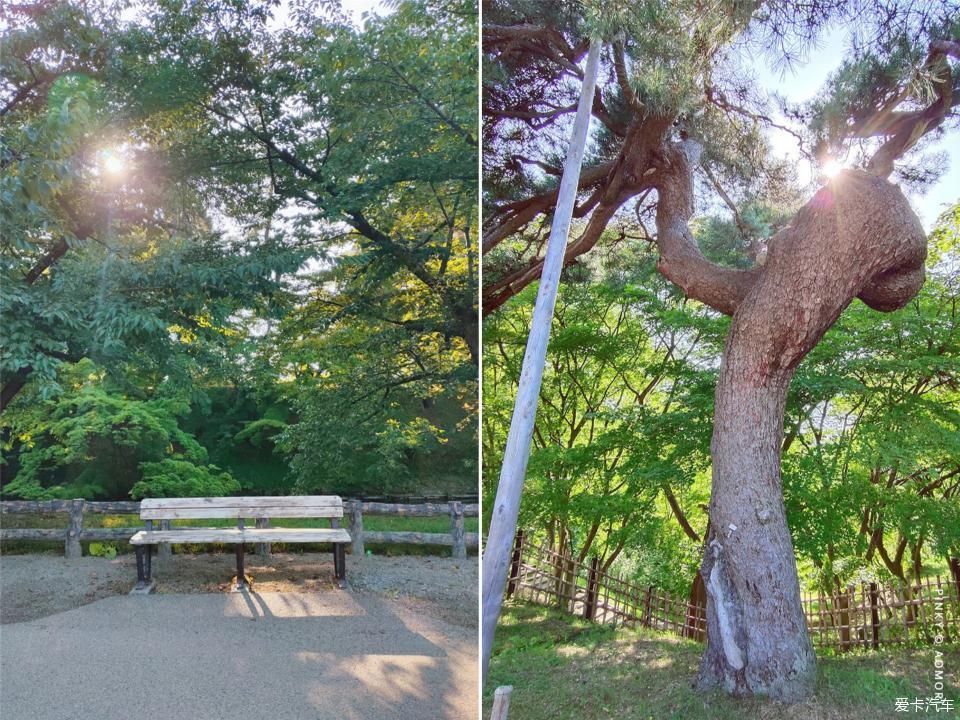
[697,365,815,699]
[652,161,929,701]
[948,556,960,598]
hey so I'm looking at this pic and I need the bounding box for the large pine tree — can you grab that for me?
[482,0,959,700]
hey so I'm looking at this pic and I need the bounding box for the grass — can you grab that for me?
[0,513,479,557]
[485,602,960,720]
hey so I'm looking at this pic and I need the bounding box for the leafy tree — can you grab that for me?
[114,0,479,492]
[117,0,478,358]
[3,361,236,499]
[2,0,479,502]
[0,1,300,412]
[484,260,722,570]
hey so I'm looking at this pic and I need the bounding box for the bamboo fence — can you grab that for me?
[505,531,960,650]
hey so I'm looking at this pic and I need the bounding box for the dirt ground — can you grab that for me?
[0,551,478,627]
[2,554,479,720]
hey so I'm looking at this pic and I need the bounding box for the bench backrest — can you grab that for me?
[139,496,343,520]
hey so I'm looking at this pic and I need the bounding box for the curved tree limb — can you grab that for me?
[653,140,761,316]
[482,160,614,253]
[613,40,644,114]
[483,197,623,314]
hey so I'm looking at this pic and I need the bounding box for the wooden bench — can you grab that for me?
[129,496,351,592]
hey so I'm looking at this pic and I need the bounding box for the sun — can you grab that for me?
[101,149,126,177]
[821,158,846,179]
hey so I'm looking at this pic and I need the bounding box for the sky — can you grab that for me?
[117,0,389,29]
[264,0,391,29]
[745,26,959,231]
[341,0,389,23]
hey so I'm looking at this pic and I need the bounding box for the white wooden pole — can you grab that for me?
[481,38,602,685]
[489,685,513,720]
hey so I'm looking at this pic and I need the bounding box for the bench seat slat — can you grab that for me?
[140,496,341,509]
[140,496,344,520]
[140,506,343,520]
[130,528,351,545]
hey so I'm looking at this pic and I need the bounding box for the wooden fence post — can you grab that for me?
[65,499,84,559]
[255,517,271,556]
[158,519,172,558]
[490,685,513,720]
[584,556,600,620]
[349,502,364,556]
[450,501,466,559]
[838,585,852,652]
[869,582,880,649]
[506,530,524,598]
[643,585,654,628]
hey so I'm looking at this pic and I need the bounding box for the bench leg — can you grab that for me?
[235,544,247,591]
[132,546,156,594]
[135,546,146,584]
[334,543,346,580]
[144,545,153,582]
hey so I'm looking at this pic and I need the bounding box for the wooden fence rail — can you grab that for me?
[0,498,479,559]
[505,531,960,651]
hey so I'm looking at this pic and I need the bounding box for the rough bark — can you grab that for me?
[655,142,927,700]
[948,557,960,597]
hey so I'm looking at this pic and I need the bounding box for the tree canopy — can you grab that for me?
[482,0,959,311]
[1,0,478,501]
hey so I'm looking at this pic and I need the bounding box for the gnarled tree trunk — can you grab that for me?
[654,141,927,700]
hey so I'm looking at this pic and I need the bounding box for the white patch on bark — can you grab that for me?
[706,540,745,671]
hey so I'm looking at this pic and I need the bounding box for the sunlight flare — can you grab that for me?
[101,149,125,177]
[821,158,846,178]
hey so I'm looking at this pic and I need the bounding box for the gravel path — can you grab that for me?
[0,552,477,627]
[0,553,478,720]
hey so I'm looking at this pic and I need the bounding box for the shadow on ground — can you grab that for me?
[0,552,476,627]
[0,554,477,720]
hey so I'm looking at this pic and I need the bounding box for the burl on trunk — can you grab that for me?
[654,141,927,700]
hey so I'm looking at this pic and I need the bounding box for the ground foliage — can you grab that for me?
[486,603,960,720]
